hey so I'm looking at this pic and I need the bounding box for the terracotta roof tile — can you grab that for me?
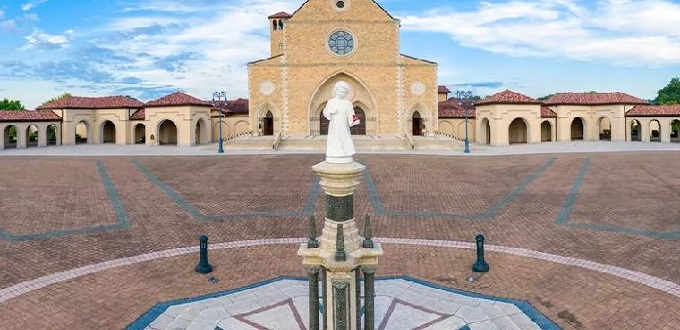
[438,85,451,94]
[268,11,292,19]
[626,105,680,117]
[543,92,648,105]
[130,109,145,120]
[0,110,61,122]
[475,90,541,105]
[145,92,211,108]
[37,96,144,110]
[541,106,557,118]
[212,98,249,115]
[438,100,476,118]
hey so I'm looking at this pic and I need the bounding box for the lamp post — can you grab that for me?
[212,91,226,154]
[455,90,473,154]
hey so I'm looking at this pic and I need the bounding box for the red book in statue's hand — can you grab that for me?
[352,114,360,126]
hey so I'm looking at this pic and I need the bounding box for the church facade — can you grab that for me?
[247,0,439,139]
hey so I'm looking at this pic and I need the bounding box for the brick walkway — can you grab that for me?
[0,152,678,329]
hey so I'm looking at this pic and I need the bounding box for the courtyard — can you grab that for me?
[0,148,678,329]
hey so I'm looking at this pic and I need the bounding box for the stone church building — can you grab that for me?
[247,0,439,140]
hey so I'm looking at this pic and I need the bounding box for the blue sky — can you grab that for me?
[0,0,679,108]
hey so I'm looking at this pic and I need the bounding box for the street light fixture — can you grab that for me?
[455,90,473,154]
[212,91,227,154]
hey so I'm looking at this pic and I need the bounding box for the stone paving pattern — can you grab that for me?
[0,152,679,329]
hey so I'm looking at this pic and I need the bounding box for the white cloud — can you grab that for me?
[399,0,680,66]
[0,19,16,31]
[22,0,49,11]
[21,29,72,50]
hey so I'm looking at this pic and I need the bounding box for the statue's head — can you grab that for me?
[334,81,351,99]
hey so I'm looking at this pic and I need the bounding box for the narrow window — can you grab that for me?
[278,20,284,29]
[272,20,277,30]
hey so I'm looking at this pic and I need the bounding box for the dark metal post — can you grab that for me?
[335,224,346,261]
[472,233,490,273]
[362,215,374,248]
[464,106,471,153]
[362,266,376,330]
[308,215,320,248]
[308,266,321,330]
[195,235,213,274]
[212,91,226,154]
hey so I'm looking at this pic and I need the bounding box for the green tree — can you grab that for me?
[42,92,72,106]
[537,94,556,101]
[0,98,24,110]
[655,78,680,105]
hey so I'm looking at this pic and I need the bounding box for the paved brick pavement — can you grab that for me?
[0,152,679,329]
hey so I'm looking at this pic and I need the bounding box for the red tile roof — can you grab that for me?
[268,11,292,19]
[438,100,476,118]
[543,92,648,105]
[213,98,249,115]
[130,109,145,120]
[626,105,680,117]
[0,110,61,122]
[541,106,557,118]
[37,96,144,110]
[438,85,451,94]
[475,90,541,105]
[145,92,212,108]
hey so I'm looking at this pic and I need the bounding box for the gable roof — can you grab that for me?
[438,100,475,118]
[291,0,395,20]
[541,106,557,118]
[37,96,144,110]
[475,90,541,105]
[145,92,212,108]
[0,110,62,122]
[626,105,680,117]
[130,109,145,120]
[212,98,249,115]
[268,11,292,19]
[438,85,451,94]
[543,92,649,105]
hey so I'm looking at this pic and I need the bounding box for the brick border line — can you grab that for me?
[0,160,130,242]
[362,158,556,219]
[556,157,680,240]
[131,159,320,220]
[1,237,677,305]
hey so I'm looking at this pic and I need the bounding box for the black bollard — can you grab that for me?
[472,233,490,273]
[195,235,213,274]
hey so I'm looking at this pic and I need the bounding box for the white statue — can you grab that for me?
[323,81,360,163]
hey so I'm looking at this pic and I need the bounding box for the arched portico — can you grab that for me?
[309,71,378,136]
[571,117,585,141]
[26,124,39,148]
[156,119,178,145]
[477,117,491,145]
[598,117,612,141]
[46,124,60,146]
[541,121,552,142]
[134,123,146,144]
[671,119,680,143]
[508,118,529,144]
[193,118,210,145]
[650,120,661,142]
[75,120,92,144]
[100,121,116,143]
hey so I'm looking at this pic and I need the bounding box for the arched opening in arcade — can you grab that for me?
[598,117,611,141]
[134,123,146,144]
[508,118,528,144]
[47,124,58,146]
[412,111,422,136]
[75,121,88,144]
[26,124,38,147]
[671,119,680,143]
[194,118,208,145]
[3,125,17,149]
[480,118,491,144]
[262,111,274,136]
[630,120,641,141]
[541,121,552,142]
[571,117,585,141]
[650,120,661,142]
[101,121,116,143]
[351,107,366,135]
[158,120,178,145]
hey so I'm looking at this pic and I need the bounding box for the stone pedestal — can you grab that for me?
[298,161,383,330]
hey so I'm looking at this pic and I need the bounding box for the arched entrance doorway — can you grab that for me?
[479,118,491,144]
[3,125,17,149]
[571,118,584,140]
[671,119,680,143]
[26,125,38,147]
[158,120,178,145]
[75,121,88,144]
[47,124,58,146]
[101,121,116,143]
[598,117,611,141]
[650,120,661,142]
[630,120,641,141]
[412,111,422,136]
[262,111,274,136]
[508,118,528,144]
[194,119,208,145]
[134,124,146,144]
[541,121,552,142]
